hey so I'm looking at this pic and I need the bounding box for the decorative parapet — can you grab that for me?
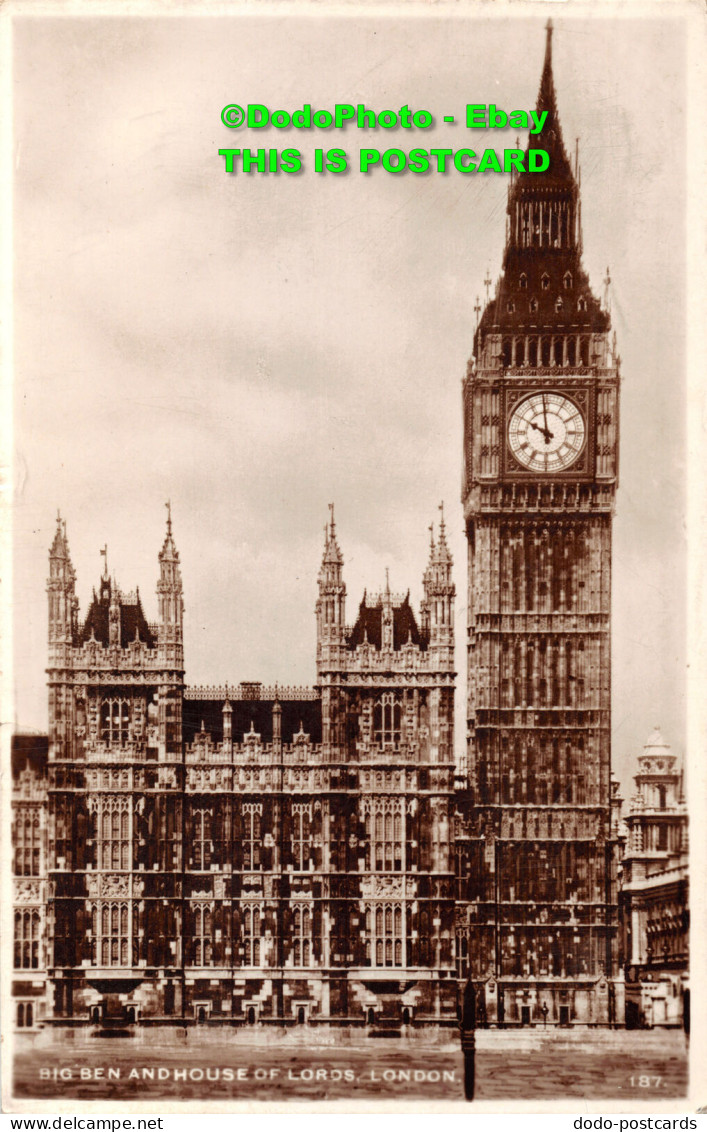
[184,684,318,701]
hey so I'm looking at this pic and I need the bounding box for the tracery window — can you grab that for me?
[101,697,130,746]
[242,803,262,871]
[192,809,212,870]
[16,1002,35,1028]
[14,807,41,876]
[292,802,311,871]
[191,902,213,965]
[242,903,263,966]
[365,903,404,968]
[373,693,402,749]
[364,798,404,872]
[14,910,40,969]
[291,903,313,967]
[97,796,130,870]
[90,901,130,968]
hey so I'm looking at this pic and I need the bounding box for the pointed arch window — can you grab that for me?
[242,902,264,966]
[555,297,564,313]
[541,273,550,291]
[14,909,40,969]
[365,902,404,968]
[14,807,41,876]
[364,796,404,872]
[242,803,262,871]
[101,697,130,746]
[191,902,214,966]
[529,297,538,314]
[90,901,130,968]
[292,802,312,871]
[291,903,313,967]
[97,796,130,871]
[563,272,573,290]
[507,300,515,313]
[578,297,587,312]
[519,273,528,290]
[373,693,402,749]
[192,809,212,871]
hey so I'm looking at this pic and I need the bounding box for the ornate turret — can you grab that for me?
[316,504,346,662]
[422,505,455,655]
[47,513,78,650]
[157,502,184,659]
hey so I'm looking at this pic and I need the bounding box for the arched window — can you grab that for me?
[519,273,528,290]
[578,297,587,312]
[507,300,515,313]
[242,803,263,871]
[291,903,313,967]
[367,798,404,871]
[541,273,550,291]
[14,909,40,970]
[555,297,563,313]
[14,807,41,877]
[192,809,212,871]
[530,297,539,314]
[373,693,401,748]
[563,272,572,290]
[367,903,404,968]
[242,903,263,966]
[292,803,312,871]
[100,697,130,746]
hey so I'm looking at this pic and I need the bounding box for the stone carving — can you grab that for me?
[101,874,130,897]
[14,879,42,903]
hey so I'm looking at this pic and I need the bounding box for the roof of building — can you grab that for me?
[79,576,156,649]
[346,591,426,652]
[11,733,48,780]
[183,697,322,748]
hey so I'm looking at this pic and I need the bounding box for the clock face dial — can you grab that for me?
[508,392,586,473]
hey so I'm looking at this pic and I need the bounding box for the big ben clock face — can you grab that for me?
[508,392,586,473]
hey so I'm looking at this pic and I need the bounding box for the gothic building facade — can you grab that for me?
[619,729,689,1028]
[14,508,457,1030]
[12,25,687,1037]
[456,23,622,1026]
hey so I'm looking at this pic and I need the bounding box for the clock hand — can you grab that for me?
[541,394,552,444]
[529,419,554,442]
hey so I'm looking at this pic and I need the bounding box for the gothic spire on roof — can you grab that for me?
[321,502,343,568]
[159,501,180,564]
[50,511,71,560]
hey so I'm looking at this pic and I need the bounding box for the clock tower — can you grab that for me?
[457,23,621,1026]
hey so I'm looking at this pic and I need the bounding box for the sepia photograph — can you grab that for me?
[4,0,703,1112]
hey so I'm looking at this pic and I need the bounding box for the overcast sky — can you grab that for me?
[11,6,689,800]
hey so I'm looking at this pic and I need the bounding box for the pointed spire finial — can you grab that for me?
[473,294,481,331]
[429,522,435,550]
[328,502,335,537]
[100,544,108,578]
[603,266,612,313]
[545,18,553,68]
[165,500,172,536]
[439,500,446,534]
[385,566,390,596]
[484,269,492,302]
